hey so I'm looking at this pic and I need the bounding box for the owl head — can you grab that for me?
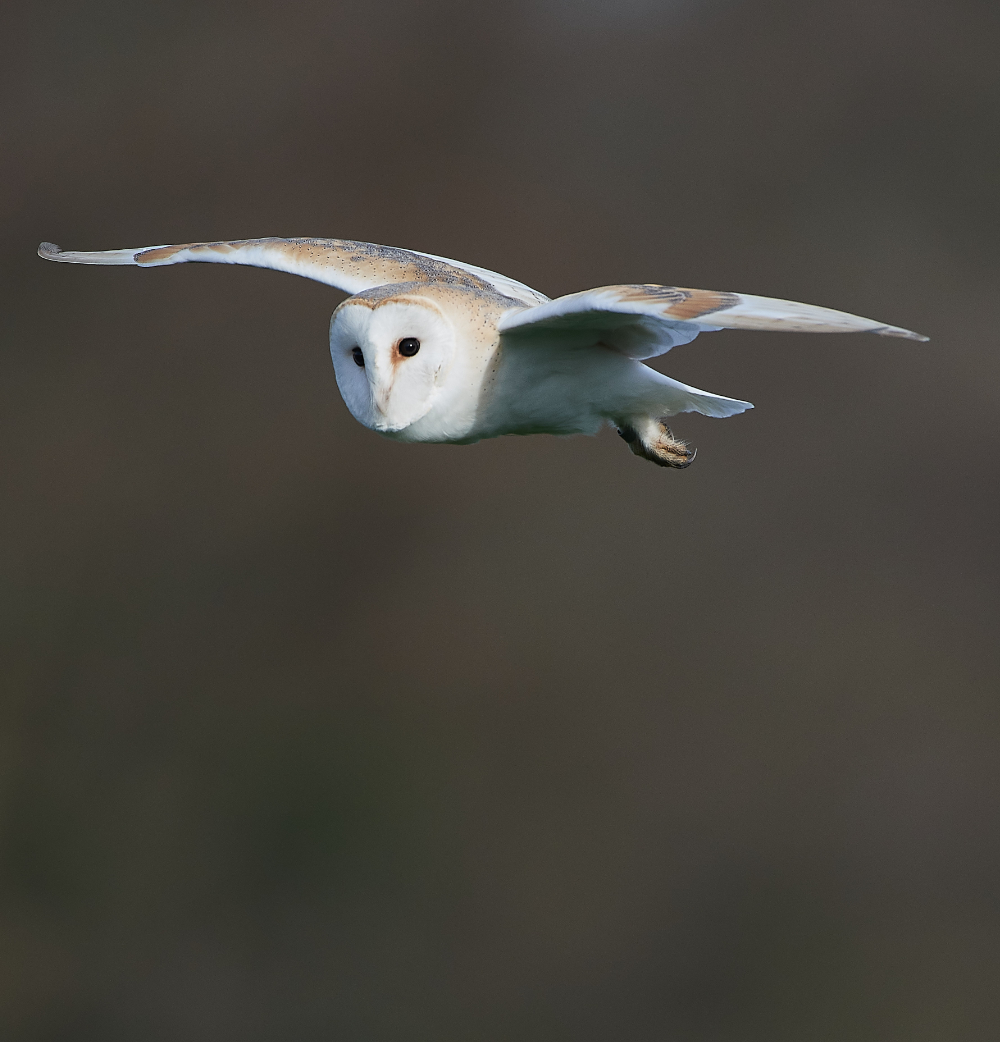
[330,285,457,435]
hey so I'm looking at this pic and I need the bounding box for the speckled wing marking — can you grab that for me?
[37,238,548,307]
[498,283,927,358]
[409,250,549,305]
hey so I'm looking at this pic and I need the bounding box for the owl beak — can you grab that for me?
[364,360,390,414]
[367,365,398,428]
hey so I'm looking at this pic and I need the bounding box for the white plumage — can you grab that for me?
[38,237,926,468]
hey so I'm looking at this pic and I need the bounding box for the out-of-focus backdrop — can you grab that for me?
[3,1,999,1039]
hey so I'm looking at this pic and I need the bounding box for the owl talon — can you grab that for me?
[618,419,696,468]
[671,444,697,469]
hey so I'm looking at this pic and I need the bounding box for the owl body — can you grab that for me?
[329,280,665,447]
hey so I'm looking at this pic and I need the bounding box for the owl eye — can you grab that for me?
[398,337,420,357]
[351,347,365,367]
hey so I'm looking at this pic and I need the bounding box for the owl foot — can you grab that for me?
[617,418,696,469]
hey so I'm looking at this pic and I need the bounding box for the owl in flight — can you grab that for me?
[38,238,926,468]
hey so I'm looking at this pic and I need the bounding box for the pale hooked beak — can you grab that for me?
[365,361,393,416]
[369,372,403,430]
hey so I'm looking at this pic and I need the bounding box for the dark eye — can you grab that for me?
[398,337,420,357]
[351,347,364,367]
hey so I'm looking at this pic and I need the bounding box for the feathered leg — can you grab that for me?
[616,417,696,468]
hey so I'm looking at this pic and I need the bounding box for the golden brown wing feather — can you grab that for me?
[38,237,547,305]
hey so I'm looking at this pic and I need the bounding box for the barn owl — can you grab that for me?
[38,238,926,468]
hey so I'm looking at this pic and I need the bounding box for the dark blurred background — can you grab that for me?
[3,0,1000,1039]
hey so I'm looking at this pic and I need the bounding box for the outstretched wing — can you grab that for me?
[38,238,549,307]
[498,284,928,359]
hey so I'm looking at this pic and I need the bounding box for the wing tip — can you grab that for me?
[36,242,144,266]
[875,324,929,342]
